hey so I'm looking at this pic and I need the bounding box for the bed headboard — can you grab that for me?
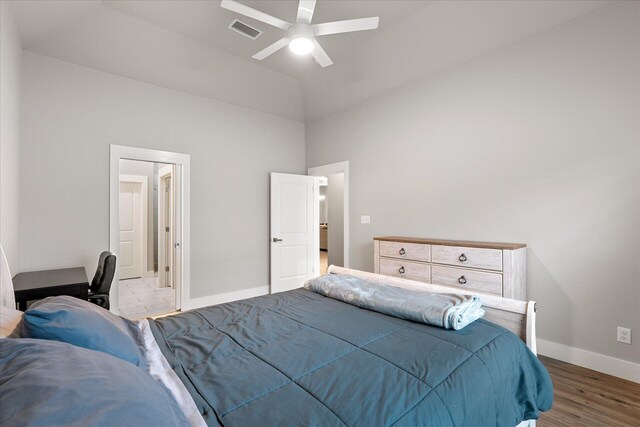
[327,265,537,355]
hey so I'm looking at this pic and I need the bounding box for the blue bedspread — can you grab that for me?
[150,288,552,426]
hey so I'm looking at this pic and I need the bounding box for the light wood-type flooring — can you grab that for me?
[538,355,640,426]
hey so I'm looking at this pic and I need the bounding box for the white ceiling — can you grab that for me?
[9,0,609,122]
[103,0,430,80]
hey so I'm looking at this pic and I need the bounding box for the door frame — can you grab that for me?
[109,145,190,315]
[307,161,350,269]
[157,165,174,290]
[118,174,148,280]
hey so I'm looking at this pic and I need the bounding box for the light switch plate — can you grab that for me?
[360,215,371,224]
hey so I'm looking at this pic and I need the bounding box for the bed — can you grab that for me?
[0,259,552,427]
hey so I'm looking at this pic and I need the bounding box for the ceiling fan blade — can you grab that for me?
[252,37,290,60]
[310,39,333,68]
[313,17,379,36]
[221,0,291,31]
[296,0,316,25]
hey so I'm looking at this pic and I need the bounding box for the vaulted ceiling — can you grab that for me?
[9,0,609,122]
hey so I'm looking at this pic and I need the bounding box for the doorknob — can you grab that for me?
[272,238,283,242]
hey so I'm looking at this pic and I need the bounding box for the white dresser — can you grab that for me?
[374,237,526,300]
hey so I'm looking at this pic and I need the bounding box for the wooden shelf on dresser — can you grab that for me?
[374,237,527,300]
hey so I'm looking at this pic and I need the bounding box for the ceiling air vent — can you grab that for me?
[228,19,262,40]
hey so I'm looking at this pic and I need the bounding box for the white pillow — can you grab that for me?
[1,306,22,338]
[0,244,16,310]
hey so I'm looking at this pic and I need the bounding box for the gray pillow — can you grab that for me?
[0,338,189,426]
[20,296,147,369]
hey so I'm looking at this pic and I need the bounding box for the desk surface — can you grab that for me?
[13,267,89,291]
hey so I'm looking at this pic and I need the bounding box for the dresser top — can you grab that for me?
[374,236,526,250]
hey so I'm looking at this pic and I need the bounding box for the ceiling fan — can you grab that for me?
[220,0,379,67]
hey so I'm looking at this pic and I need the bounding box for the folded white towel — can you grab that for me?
[305,274,485,330]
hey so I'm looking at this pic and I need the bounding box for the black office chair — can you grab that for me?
[88,251,116,310]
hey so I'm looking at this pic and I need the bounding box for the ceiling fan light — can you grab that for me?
[289,37,314,55]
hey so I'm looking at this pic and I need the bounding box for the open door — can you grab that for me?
[158,165,175,289]
[270,173,319,293]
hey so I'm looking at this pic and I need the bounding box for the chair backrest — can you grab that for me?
[91,251,117,295]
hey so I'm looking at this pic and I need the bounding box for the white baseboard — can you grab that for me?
[143,270,156,279]
[183,286,269,311]
[538,339,640,383]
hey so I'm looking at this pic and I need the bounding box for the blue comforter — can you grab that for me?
[150,288,552,426]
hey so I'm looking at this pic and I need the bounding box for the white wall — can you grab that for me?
[21,4,305,122]
[0,2,21,276]
[307,2,640,365]
[20,51,305,299]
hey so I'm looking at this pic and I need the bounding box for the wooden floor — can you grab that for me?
[538,355,640,426]
[320,250,328,274]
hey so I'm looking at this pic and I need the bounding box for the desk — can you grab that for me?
[13,267,89,311]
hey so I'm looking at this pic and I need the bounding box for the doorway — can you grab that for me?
[308,161,350,274]
[110,145,190,318]
[319,176,328,274]
[117,160,176,318]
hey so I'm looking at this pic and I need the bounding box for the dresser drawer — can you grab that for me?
[431,266,502,295]
[379,241,431,262]
[379,258,431,283]
[431,245,502,271]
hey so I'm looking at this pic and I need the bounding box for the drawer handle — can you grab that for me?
[399,248,406,256]
[458,275,467,285]
[458,253,467,262]
[398,266,405,274]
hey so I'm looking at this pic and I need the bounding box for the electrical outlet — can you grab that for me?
[360,215,371,224]
[617,327,631,344]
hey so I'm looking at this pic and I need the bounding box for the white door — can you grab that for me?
[158,165,175,289]
[270,173,319,293]
[119,180,144,279]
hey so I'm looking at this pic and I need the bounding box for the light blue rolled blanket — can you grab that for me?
[304,274,485,330]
